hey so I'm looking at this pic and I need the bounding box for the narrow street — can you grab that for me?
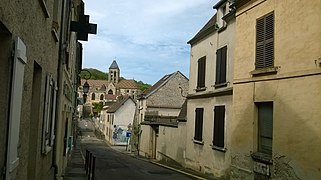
[78,119,194,180]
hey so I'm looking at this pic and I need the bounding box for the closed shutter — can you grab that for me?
[256,12,274,69]
[194,108,204,141]
[258,102,273,155]
[213,106,225,148]
[215,46,227,85]
[197,56,206,88]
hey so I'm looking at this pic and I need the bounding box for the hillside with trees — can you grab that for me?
[80,68,151,91]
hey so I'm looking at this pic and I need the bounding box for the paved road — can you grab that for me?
[78,120,193,180]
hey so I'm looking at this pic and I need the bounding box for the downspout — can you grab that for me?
[53,0,66,179]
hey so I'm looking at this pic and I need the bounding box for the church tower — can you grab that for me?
[108,60,120,84]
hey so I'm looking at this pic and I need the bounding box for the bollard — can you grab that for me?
[92,156,96,180]
[85,150,89,171]
[88,152,92,179]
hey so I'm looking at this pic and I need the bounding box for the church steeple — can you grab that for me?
[108,60,120,84]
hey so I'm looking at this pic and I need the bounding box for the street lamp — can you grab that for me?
[81,69,91,103]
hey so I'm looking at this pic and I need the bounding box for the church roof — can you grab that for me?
[109,60,119,69]
[116,80,138,89]
[80,79,108,89]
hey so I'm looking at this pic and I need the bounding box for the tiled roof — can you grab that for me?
[116,79,138,89]
[107,95,134,113]
[105,94,117,101]
[109,60,119,69]
[80,79,108,88]
[187,14,217,45]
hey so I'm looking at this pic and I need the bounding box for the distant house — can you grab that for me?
[101,95,136,145]
[185,0,235,178]
[138,71,189,159]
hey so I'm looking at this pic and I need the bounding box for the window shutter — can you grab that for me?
[265,13,274,67]
[220,46,227,83]
[256,17,265,69]
[197,57,206,88]
[213,106,225,148]
[216,46,227,85]
[194,108,204,141]
[256,12,274,69]
[258,102,273,155]
[215,49,222,84]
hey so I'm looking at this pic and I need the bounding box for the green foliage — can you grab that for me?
[92,102,104,113]
[80,68,108,80]
[135,80,151,91]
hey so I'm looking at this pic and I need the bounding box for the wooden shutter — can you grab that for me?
[194,108,204,141]
[213,106,225,148]
[258,102,273,155]
[256,12,274,69]
[216,46,227,84]
[197,57,206,88]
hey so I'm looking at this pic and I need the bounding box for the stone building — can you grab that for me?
[0,0,95,179]
[185,0,235,178]
[138,71,189,159]
[231,0,321,179]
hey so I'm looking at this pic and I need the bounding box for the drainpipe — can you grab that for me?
[53,0,67,179]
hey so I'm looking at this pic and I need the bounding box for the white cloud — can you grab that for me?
[82,0,217,84]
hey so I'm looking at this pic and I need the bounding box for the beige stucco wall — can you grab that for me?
[156,123,187,166]
[185,7,235,178]
[232,0,321,179]
[139,125,153,158]
[186,95,233,178]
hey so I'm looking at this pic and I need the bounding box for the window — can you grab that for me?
[194,108,204,142]
[215,46,227,86]
[256,12,274,69]
[197,56,206,89]
[213,106,225,148]
[42,74,58,154]
[108,89,113,94]
[91,93,95,100]
[257,102,273,155]
[100,94,104,100]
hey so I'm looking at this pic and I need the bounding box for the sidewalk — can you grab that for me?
[64,139,87,180]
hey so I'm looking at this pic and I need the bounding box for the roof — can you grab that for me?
[80,79,108,88]
[109,60,119,69]
[177,99,187,122]
[141,71,188,98]
[116,79,139,89]
[106,95,134,113]
[187,14,217,45]
[105,94,117,101]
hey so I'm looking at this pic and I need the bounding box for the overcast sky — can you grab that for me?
[82,0,217,85]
